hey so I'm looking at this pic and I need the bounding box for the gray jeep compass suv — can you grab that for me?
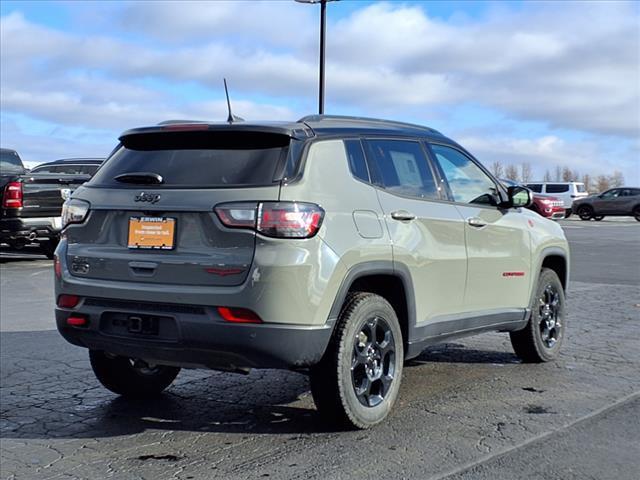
[55,115,569,428]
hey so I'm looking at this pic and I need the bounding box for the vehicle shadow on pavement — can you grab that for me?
[409,342,520,365]
[1,330,520,441]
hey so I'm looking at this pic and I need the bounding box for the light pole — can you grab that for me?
[295,0,337,115]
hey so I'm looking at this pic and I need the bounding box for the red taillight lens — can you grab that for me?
[217,307,262,324]
[3,181,23,208]
[67,316,88,327]
[215,202,324,239]
[54,255,62,278]
[258,202,324,238]
[57,294,80,308]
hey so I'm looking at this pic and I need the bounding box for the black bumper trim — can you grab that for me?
[56,307,334,370]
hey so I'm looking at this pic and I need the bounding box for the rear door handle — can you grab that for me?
[391,210,416,221]
[467,217,487,228]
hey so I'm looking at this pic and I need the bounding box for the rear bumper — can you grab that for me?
[0,216,61,244]
[56,302,334,370]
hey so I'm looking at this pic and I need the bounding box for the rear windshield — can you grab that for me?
[0,150,25,175]
[90,131,290,188]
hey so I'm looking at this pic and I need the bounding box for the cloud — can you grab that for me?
[0,2,638,178]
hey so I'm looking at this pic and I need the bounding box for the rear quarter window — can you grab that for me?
[344,139,370,182]
[90,131,291,188]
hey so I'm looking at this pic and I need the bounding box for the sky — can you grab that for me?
[1,0,638,183]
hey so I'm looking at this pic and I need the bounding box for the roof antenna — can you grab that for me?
[224,78,244,123]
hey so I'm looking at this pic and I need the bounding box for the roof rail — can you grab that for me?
[297,114,441,135]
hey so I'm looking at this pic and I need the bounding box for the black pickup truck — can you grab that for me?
[1,148,102,258]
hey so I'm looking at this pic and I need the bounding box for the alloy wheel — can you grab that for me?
[538,285,562,348]
[351,316,396,407]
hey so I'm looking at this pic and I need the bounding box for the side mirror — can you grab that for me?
[507,186,533,208]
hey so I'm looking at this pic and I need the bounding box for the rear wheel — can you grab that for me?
[564,209,572,219]
[310,292,403,429]
[510,268,566,363]
[578,205,594,220]
[634,207,640,222]
[89,350,180,397]
[40,240,58,260]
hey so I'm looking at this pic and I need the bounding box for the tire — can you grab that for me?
[578,205,594,221]
[310,292,404,429]
[510,268,566,363]
[634,207,640,222]
[594,216,604,221]
[564,209,572,219]
[89,350,180,397]
[40,240,58,260]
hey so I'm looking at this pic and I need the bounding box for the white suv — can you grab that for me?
[525,182,588,217]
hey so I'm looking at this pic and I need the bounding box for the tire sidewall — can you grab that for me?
[337,296,404,428]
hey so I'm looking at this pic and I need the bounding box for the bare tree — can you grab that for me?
[554,165,562,182]
[543,169,553,182]
[505,164,519,181]
[595,175,610,192]
[490,160,504,178]
[609,170,625,187]
[572,170,580,182]
[520,162,532,183]
[582,173,592,192]
[561,166,574,182]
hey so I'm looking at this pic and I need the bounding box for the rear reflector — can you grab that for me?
[217,307,262,324]
[67,316,88,327]
[58,294,80,308]
[54,255,62,278]
[2,182,23,209]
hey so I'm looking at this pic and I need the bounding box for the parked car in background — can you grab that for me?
[501,179,565,220]
[0,152,104,258]
[30,158,103,176]
[525,182,588,217]
[55,115,570,428]
[572,187,640,221]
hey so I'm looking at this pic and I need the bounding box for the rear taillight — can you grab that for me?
[2,181,23,208]
[57,294,80,308]
[217,307,262,324]
[61,199,90,229]
[215,202,324,239]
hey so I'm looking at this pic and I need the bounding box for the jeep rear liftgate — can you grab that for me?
[64,129,291,287]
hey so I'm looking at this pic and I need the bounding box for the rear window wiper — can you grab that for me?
[114,172,164,185]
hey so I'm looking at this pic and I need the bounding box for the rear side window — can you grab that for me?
[546,184,569,193]
[576,184,586,193]
[527,183,543,193]
[91,131,290,188]
[54,165,85,174]
[364,139,439,199]
[344,139,369,182]
[30,165,53,174]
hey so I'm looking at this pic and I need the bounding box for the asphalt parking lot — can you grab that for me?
[1,218,639,480]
